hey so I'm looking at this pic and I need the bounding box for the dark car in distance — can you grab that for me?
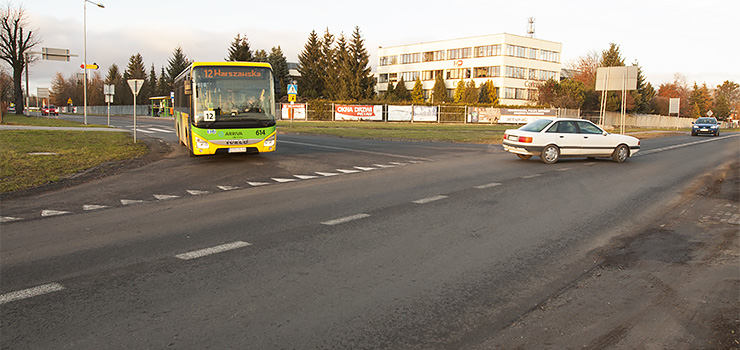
[691,117,720,137]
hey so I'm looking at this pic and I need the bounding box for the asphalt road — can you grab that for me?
[1,115,738,349]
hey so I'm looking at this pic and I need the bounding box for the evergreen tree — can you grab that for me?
[148,63,158,96]
[167,46,192,85]
[462,80,477,104]
[298,30,323,99]
[253,49,268,62]
[268,46,289,98]
[157,68,168,96]
[411,77,424,104]
[453,80,465,103]
[600,42,625,67]
[394,76,410,102]
[347,26,374,100]
[319,29,335,99]
[384,81,395,102]
[105,63,125,105]
[431,73,448,103]
[689,82,712,116]
[226,34,253,62]
[123,53,148,104]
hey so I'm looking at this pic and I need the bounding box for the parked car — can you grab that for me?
[691,117,720,136]
[41,105,58,116]
[6,105,14,114]
[502,118,641,164]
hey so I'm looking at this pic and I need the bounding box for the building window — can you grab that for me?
[474,44,501,57]
[380,56,389,66]
[461,47,471,59]
[506,45,527,58]
[505,88,515,99]
[529,48,538,59]
[539,70,557,81]
[379,74,389,83]
[540,50,559,62]
[447,68,471,80]
[389,73,398,84]
[474,66,501,78]
[505,88,527,100]
[401,71,420,81]
[422,70,443,81]
[448,48,461,60]
[505,66,527,79]
[401,53,420,64]
[529,69,538,80]
[528,89,538,101]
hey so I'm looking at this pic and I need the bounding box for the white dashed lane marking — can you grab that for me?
[522,174,541,179]
[83,204,110,211]
[413,195,448,204]
[41,210,71,217]
[218,186,240,191]
[475,182,502,189]
[0,216,23,223]
[0,283,65,305]
[153,194,180,200]
[175,241,252,260]
[186,190,210,196]
[321,214,371,226]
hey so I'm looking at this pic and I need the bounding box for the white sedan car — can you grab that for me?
[502,118,640,164]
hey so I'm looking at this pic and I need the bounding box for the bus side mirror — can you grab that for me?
[184,78,192,95]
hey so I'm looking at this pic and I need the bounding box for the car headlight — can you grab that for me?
[263,133,276,147]
[195,136,209,149]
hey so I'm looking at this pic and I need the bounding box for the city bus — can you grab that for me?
[173,62,277,156]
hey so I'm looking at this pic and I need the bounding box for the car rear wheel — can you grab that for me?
[517,154,532,160]
[612,144,629,163]
[541,145,559,164]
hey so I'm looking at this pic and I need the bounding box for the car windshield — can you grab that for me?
[696,118,716,124]
[519,119,553,132]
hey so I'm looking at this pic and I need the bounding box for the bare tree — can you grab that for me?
[1,4,41,115]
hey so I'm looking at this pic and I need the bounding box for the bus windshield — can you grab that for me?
[193,66,275,126]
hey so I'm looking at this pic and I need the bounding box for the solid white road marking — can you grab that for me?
[147,127,173,133]
[0,216,23,223]
[175,241,252,260]
[522,174,541,179]
[321,213,371,226]
[136,128,155,133]
[636,134,739,156]
[0,283,65,305]
[475,182,502,189]
[41,210,71,217]
[413,195,448,204]
[153,194,180,200]
[83,204,110,211]
[187,190,210,195]
[556,167,572,171]
[121,199,146,206]
[247,181,270,186]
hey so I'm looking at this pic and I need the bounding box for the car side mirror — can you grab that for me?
[602,131,608,136]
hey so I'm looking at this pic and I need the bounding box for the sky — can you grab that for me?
[13,0,740,97]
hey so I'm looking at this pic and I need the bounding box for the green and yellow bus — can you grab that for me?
[173,62,277,156]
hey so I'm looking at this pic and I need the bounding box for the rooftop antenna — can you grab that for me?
[527,17,535,38]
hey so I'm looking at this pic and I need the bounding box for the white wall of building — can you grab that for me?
[376,33,562,106]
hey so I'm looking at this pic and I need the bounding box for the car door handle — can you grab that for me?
[560,136,564,138]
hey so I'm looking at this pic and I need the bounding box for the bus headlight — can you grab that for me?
[263,134,276,147]
[195,136,209,149]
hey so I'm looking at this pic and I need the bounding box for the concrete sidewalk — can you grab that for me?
[0,125,128,132]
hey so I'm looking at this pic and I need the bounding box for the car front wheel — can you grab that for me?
[612,144,629,163]
[541,145,559,164]
[517,154,532,160]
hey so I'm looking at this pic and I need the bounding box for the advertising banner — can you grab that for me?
[281,103,306,120]
[413,106,438,122]
[467,107,501,123]
[388,105,413,121]
[335,105,383,121]
[499,108,557,124]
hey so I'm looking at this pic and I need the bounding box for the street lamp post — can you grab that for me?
[83,0,104,125]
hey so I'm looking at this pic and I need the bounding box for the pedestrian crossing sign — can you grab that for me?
[287,84,298,95]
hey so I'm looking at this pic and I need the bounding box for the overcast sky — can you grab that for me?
[15,0,740,96]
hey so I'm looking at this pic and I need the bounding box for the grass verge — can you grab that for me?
[2,114,108,127]
[0,129,148,193]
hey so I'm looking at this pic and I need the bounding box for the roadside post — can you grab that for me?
[287,83,298,127]
[127,79,144,142]
[104,84,114,126]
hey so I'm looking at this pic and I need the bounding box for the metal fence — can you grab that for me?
[61,105,151,116]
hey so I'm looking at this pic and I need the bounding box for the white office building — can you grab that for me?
[376,33,562,106]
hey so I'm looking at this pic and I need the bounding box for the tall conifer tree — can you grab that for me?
[298,30,323,99]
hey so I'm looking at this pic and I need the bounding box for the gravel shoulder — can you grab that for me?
[477,161,740,349]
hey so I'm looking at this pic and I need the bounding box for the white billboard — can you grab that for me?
[595,66,638,91]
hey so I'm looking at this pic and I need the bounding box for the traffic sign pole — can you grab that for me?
[127,79,144,143]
